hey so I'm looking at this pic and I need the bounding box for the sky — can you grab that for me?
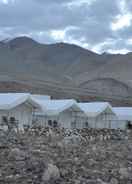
[0,0,132,54]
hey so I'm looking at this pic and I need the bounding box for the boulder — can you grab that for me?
[119,167,130,179]
[42,163,60,182]
[8,148,26,161]
[110,178,118,184]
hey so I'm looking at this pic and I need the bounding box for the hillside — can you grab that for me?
[0,36,132,105]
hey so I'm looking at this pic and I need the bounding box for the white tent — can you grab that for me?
[33,99,87,129]
[78,102,119,129]
[0,93,41,128]
[113,107,132,129]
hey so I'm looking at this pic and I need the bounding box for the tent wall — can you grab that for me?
[58,110,72,128]
[95,111,116,129]
[84,107,125,129]
[33,115,47,127]
[111,120,127,130]
[34,109,87,129]
[34,112,126,130]
[34,114,59,127]
[58,110,86,129]
[0,103,33,129]
[34,105,127,130]
[85,117,95,128]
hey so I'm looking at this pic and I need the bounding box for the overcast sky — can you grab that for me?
[0,0,132,54]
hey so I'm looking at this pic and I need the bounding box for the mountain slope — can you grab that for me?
[0,36,132,105]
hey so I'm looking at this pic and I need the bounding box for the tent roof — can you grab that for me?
[31,94,51,100]
[33,99,83,116]
[0,93,41,110]
[78,102,114,117]
[113,107,132,121]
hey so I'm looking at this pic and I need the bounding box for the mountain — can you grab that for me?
[0,36,132,105]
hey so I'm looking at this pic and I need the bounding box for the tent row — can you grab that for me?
[32,98,127,130]
[0,93,131,130]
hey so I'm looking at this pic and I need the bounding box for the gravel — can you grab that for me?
[0,127,132,183]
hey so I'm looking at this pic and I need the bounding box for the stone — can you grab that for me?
[42,163,60,182]
[0,127,131,184]
[97,178,108,184]
[8,148,26,161]
[110,178,118,184]
[119,167,130,179]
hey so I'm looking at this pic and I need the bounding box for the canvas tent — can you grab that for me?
[113,107,132,129]
[33,99,87,129]
[78,102,120,129]
[0,93,41,129]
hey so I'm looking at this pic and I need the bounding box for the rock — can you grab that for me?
[97,178,108,184]
[63,135,82,145]
[8,148,26,161]
[0,127,131,183]
[119,167,130,179]
[42,163,60,182]
[110,178,118,184]
[92,145,97,151]
[56,141,64,148]
[60,168,69,177]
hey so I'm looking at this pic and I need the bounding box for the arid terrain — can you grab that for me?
[0,127,132,184]
[0,37,132,105]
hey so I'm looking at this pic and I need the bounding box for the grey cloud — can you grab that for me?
[0,0,80,30]
[66,20,114,45]
[96,38,132,53]
[65,0,120,44]
[0,0,131,53]
[125,0,132,11]
[114,23,132,41]
[87,0,120,21]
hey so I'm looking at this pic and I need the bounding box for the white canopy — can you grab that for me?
[78,102,114,117]
[113,107,132,121]
[0,93,41,110]
[33,99,84,116]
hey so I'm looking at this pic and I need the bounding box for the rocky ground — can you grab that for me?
[0,128,132,184]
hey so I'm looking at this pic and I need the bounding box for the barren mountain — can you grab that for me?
[0,36,132,105]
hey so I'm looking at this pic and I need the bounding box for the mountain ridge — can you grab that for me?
[0,36,132,105]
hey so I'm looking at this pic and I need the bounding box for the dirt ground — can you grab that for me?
[0,128,132,184]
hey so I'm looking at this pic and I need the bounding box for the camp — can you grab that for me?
[0,93,41,129]
[78,102,120,129]
[33,99,87,129]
